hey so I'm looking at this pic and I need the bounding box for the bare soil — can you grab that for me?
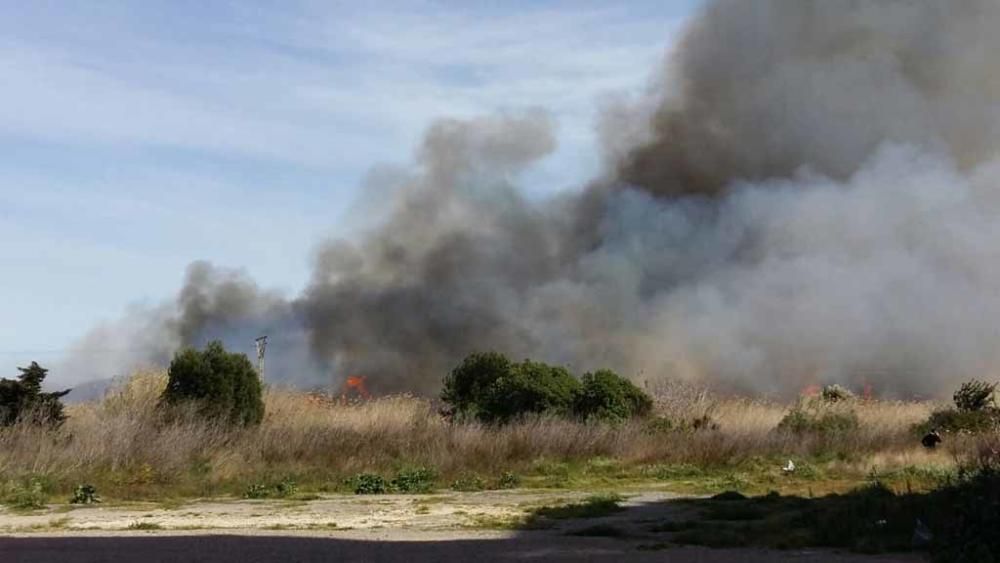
[0,490,927,562]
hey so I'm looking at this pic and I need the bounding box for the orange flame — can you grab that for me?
[339,375,371,402]
[801,384,820,397]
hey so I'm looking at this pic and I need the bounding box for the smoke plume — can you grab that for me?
[65,0,1000,397]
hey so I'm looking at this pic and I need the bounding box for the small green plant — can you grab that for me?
[275,478,298,498]
[497,472,521,489]
[954,380,997,412]
[70,484,100,505]
[392,467,436,493]
[351,473,388,495]
[127,521,163,530]
[4,478,47,510]
[243,483,271,499]
[450,474,486,492]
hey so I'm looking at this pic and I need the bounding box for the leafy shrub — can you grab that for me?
[497,472,520,489]
[70,484,100,505]
[919,408,1000,435]
[953,379,997,412]
[917,380,1000,436]
[244,478,299,499]
[243,483,271,499]
[820,384,855,403]
[777,407,859,436]
[351,473,388,495]
[441,352,512,420]
[481,360,581,424]
[275,478,298,497]
[572,370,653,423]
[392,467,437,493]
[3,477,47,510]
[0,362,70,427]
[161,341,264,426]
[450,474,486,492]
[442,353,582,424]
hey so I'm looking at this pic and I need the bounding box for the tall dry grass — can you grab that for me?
[0,371,975,499]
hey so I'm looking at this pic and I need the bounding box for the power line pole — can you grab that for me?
[254,336,268,379]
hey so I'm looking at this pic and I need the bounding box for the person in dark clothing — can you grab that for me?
[921,429,942,449]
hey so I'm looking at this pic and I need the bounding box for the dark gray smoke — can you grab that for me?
[63,0,1000,397]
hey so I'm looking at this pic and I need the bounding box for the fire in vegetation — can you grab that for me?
[339,375,371,403]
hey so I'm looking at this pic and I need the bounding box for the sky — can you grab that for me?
[0,0,701,377]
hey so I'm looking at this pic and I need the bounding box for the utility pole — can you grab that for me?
[254,336,268,379]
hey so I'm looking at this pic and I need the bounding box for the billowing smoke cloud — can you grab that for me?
[63,0,1000,397]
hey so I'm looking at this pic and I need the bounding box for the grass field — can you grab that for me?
[0,370,979,506]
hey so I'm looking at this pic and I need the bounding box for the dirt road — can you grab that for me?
[0,491,926,562]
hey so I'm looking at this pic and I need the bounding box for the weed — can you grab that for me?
[3,477,47,510]
[497,472,520,489]
[70,484,101,504]
[450,474,486,492]
[243,483,271,499]
[350,473,388,495]
[127,521,163,530]
[392,467,436,493]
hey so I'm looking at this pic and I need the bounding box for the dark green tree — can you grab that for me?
[161,341,264,426]
[478,360,581,424]
[0,362,70,426]
[441,351,512,420]
[572,369,653,423]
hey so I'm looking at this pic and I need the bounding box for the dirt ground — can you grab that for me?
[0,490,927,562]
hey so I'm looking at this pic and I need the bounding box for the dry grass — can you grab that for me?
[0,372,984,502]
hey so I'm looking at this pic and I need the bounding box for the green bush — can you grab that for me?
[777,408,859,436]
[0,362,70,427]
[441,352,512,420]
[350,473,388,495]
[3,477,47,510]
[953,379,997,412]
[392,467,437,493]
[918,408,1000,435]
[160,341,264,426]
[442,353,581,424]
[450,474,486,492]
[481,360,580,423]
[497,472,521,489]
[70,484,100,505]
[572,369,653,423]
[243,483,270,499]
[917,380,1000,436]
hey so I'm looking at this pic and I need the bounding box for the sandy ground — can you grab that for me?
[0,491,927,562]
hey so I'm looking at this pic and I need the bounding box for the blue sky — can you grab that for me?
[0,1,700,376]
